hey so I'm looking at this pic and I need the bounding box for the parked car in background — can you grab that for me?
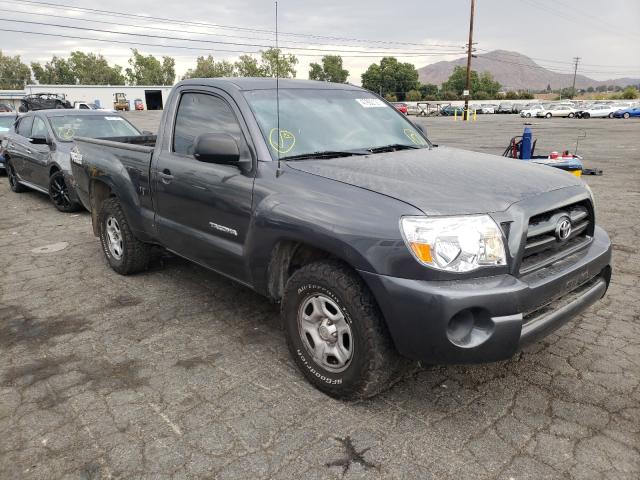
[520,104,544,117]
[478,104,496,114]
[19,93,72,112]
[536,104,577,118]
[613,106,640,118]
[392,102,408,115]
[0,103,15,112]
[497,103,513,114]
[3,110,143,211]
[69,78,612,400]
[0,112,17,171]
[73,101,116,112]
[440,104,465,116]
[577,104,621,119]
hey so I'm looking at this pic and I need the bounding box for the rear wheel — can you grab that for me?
[545,112,552,118]
[526,113,531,118]
[623,112,630,119]
[98,197,150,275]
[6,160,25,193]
[282,260,407,399]
[582,112,590,119]
[48,171,81,212]
[608,112,614,118]
[568,112,575,118]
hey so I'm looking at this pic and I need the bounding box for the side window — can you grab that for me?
[17,116,34,137]
[173,92,248,157]
[31,117,48,139]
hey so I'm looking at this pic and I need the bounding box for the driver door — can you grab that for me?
[152,89,256,283]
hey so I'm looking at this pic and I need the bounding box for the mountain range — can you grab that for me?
[417,50,639,91]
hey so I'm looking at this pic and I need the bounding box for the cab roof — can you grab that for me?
[177,77,362,91]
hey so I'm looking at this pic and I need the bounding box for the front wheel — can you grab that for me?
[623,112,630,119]
[526,113,531,118]
[6,160,25,192]
[98,197,150,275]
[281,260,406,399]
[582,112,590,119]
[608,112,614,118]
[49,171,80,212]
[568,112,575,118]
[545,112,552,118]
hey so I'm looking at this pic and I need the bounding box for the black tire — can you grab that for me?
[281,260,406,399]
[568,112,575,118]
[545,112,552,118]
[526,113,531,118]
[98,197,150,275]
[6,159,26,192]
[582,112,590,119]
[48,171,81,212]
[608,112,614,118]
[623,112,630,119]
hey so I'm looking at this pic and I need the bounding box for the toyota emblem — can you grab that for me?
[555,216,572,242]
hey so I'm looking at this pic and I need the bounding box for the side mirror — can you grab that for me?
[194,133,240,165]
[30,137,49,145]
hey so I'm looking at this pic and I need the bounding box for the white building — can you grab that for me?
[23,85,173,110]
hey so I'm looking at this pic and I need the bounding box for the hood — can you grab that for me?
[285,146,582,215]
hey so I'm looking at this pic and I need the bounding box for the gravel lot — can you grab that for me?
[1,113,638,479]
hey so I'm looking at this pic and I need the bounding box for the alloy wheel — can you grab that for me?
[50,175,71,208]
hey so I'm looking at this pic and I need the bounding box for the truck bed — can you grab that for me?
[71,135,158,215]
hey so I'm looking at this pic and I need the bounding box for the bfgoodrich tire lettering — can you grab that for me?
[281,260,406,399]
[98,197,150,275]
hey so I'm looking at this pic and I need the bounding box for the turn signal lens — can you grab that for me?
[409,242,432,263]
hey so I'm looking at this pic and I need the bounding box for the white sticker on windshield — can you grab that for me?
[104,116,123,121]
[356,98,386,108]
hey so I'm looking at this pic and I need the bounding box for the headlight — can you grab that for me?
[400,215,507,272]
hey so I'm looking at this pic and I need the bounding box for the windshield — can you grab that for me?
[243,88,429,160]
[0,116,14,132]
[48,114,140,141]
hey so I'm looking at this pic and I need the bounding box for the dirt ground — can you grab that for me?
[1,113,638,479]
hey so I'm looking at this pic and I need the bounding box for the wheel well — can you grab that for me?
[89,180,114,236]
[267,241,336,301]
[49,165,60,177]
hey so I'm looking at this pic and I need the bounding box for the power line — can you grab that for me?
[10,0,465,49]
[1,3,465,54]
[0,27,464,59]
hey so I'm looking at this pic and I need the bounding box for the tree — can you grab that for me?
[405,89,421,101]
[361,57,419,101]
[183,55,235,79]
[68,51,124,85]
[308,55,349,83]
[0,50,32,89]
[384,93,397,102]
[259,48,298,78]
[125,49,175,85]
[418,83,438,98]
[477,71,501,96]
[622,86,638,99]
[31,56,75,84]
[235,55,263,77]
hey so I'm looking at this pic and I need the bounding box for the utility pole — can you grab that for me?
[464,0,476,121]
[571,56,580,98]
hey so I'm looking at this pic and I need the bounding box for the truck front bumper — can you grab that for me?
[359,226,612,364]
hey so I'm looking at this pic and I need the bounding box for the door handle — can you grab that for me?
[159,169,173,184]
[25,148,32,154]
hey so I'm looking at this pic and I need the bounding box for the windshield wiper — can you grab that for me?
[281,150,368,161]
[367,143,422,154]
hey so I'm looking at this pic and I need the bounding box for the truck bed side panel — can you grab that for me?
[72,138,156,242]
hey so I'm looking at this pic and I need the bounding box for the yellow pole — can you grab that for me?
[454,109,457,121]
[473,109,477,121]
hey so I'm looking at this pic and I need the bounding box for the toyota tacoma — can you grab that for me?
[70,79,612,399]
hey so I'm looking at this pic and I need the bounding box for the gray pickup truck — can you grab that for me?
[70,78,612,399]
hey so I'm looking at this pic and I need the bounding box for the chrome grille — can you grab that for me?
[520,201,593,275]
